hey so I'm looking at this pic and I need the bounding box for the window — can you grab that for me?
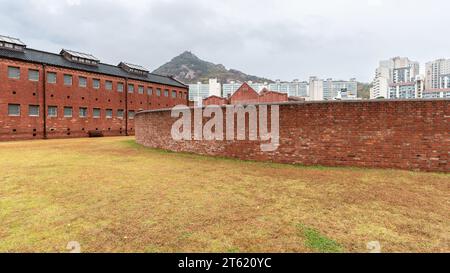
[164,89,169,97]
[28,105,39,117]
[117,82,124,92]
[47,72,57,84]
[106,109,112,118]
[8,66,20,79]
[79,107,87,118]
[79,76,87,88]
[117,109,124,119]
[147,87,153,95]
[28,69,39,81]
[156,88,161,96]
[128,84,134,93]
[93,108,101,118]
[128,110,135,119]
[172,90,177,98]
[138,85,144,94]
[179,91,182,98]
[64,74,73,86]
[105,81,113,90]
[8,104,20,116]
[93,79,100,89]
[64,107,73,117]
[48,106,57,117]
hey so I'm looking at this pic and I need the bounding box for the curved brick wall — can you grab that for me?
[135,100,449,172]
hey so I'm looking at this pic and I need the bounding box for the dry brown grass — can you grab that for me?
[0,137,448,253]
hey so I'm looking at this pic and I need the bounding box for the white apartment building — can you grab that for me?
[423,59,450,98]
[268,80,309,97]
[188,78,222,102]
[307,76,324,101]
[425,59,450,89]
[370,57,420,99]
[323,78,358,100]
[222,81,244,98]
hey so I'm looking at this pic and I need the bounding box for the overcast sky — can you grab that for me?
[1,0,449,82]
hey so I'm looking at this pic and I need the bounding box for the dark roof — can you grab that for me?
[0,47,187,88]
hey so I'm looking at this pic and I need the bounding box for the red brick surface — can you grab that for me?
[0,58,188,140]
[135,100,450,172]
[203,96,228,106]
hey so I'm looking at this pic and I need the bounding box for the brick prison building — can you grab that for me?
[0,35,188,141]
[202,83,289,106]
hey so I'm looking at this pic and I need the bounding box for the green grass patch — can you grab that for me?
[298,224,343,253]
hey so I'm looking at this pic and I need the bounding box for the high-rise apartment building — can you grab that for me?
[268,79,308,97]
[323,78,357,100]
[425,59,450,89]
[370,57,419,99]
[308,76,324,101]
[188,78,221,101]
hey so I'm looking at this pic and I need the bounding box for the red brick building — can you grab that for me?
[202,83,289,106]
[0,35,188,141]
[258,88,289,103]
[202,95,228,106]
[229,83,260,104]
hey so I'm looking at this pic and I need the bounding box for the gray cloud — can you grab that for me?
[0,0,448,82]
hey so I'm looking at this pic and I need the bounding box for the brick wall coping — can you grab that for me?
[135,98,450,115]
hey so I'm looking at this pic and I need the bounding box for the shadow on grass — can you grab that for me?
[122,139,450,177]
[119,139,388,173]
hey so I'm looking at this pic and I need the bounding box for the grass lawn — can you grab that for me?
[0,137,448,253]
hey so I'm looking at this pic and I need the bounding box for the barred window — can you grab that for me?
[47,72,57,84]
[106,109,112,118]
[28,69,39,81]
[128,84,134,93]
[28,105,39,117]
[79,76,87,87]
[117,82,124,92]
[8,104,20,116]
[105,81,113,90]
[64,74,73,86]
[79,107,88,118]
[117,109,124,118]
[93,79,100,89]
[8,66,20,79]
[48,106,57,117]
[64,107,73,117]
[93,108,101,118]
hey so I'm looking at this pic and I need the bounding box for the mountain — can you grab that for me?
[153,51,273,84]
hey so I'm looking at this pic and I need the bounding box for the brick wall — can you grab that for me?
[203,96,228,106]
[0,58,188,140]
[135,100,450,172]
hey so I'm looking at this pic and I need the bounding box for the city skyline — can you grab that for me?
[1,0,450,82]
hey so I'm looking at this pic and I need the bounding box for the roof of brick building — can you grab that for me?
[0,47,187,88]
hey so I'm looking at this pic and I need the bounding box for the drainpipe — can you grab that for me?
[42,64,47,139]
[125,77,128,136]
